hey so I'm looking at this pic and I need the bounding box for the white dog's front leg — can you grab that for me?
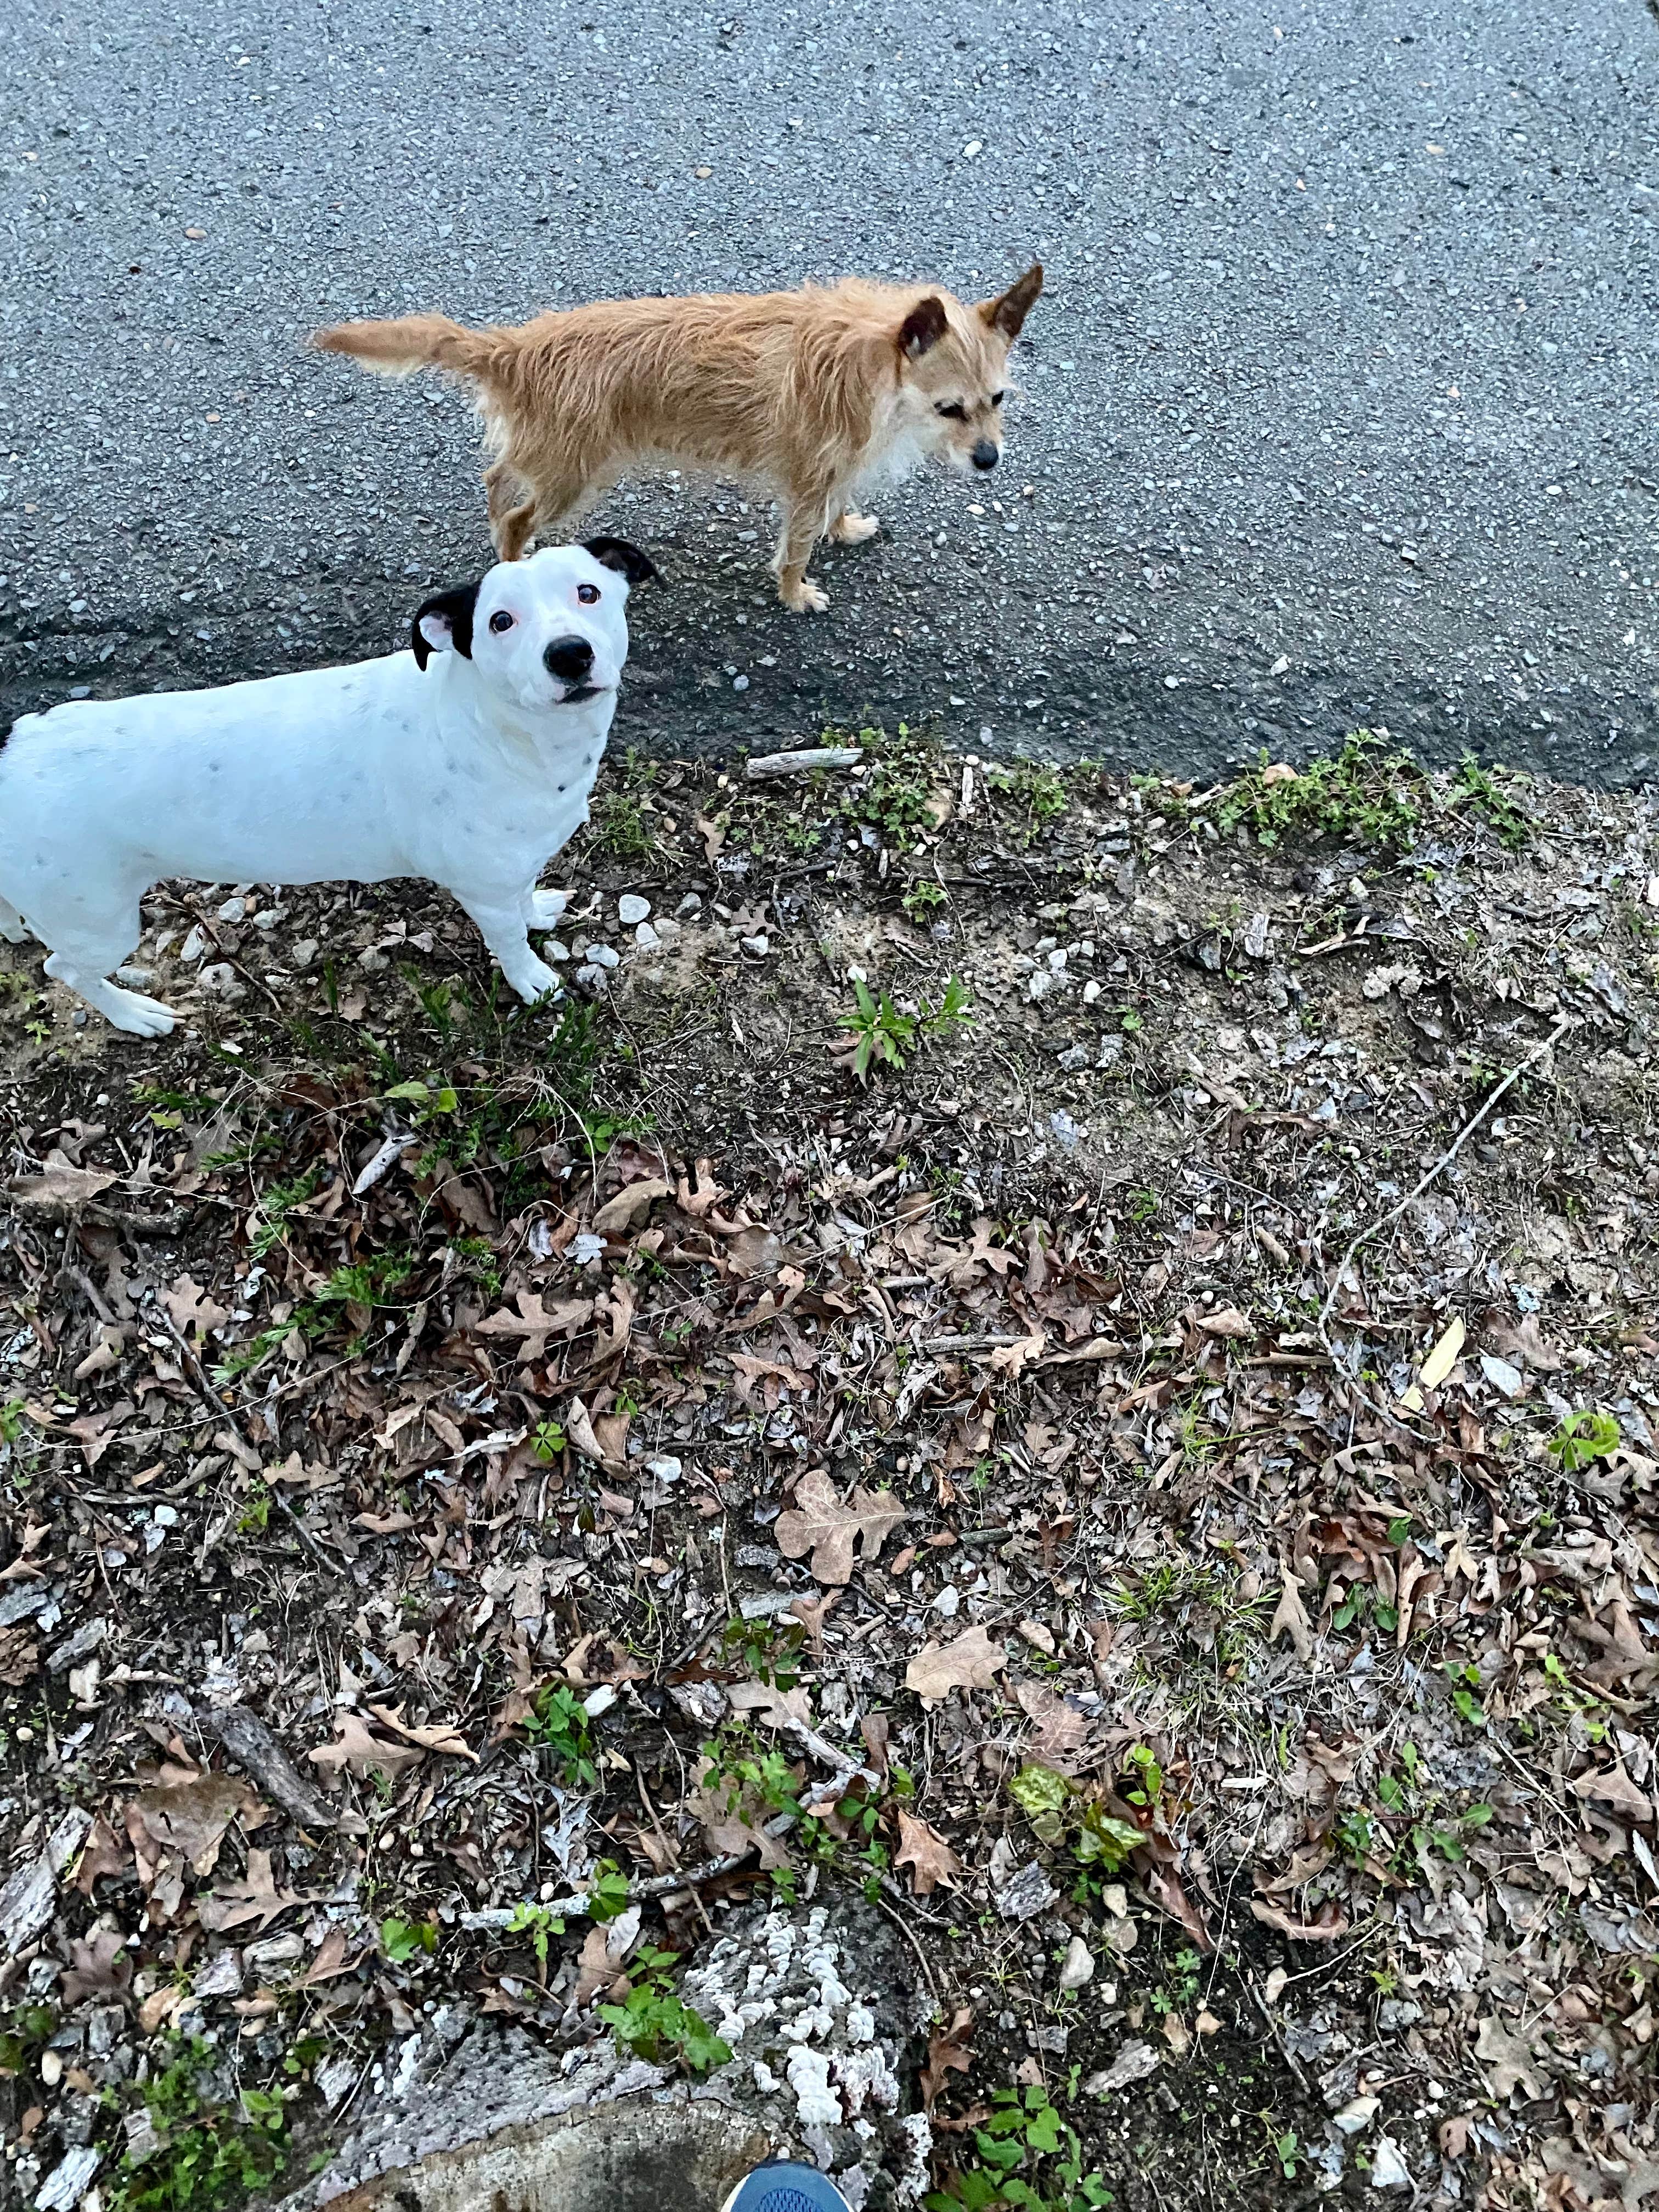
[0,896,29,945]
[525,887,569,930]
[459,897,561,1005]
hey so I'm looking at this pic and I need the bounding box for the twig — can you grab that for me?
[156,1305,344,1579]
[1319,1017,1571,1330]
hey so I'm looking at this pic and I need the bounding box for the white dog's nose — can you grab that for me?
[543,635,595,681]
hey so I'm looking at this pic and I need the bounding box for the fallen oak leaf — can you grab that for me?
[1197,1306,1254,1340]
[591,1177,671,1235]
[61,1926,132,2005]
[72,1813,130,1895]
[1570,1759,1654,1825]
[163,1273,231,1341]
[307,1711,426,1787]
[774,1468,904,1586]
[1474,2013,1547,2102]
[129,1773,262,1877]
[905,1623,1008,1704]
[919,2005,974,2113]
[197,1848,311,1934]
[1249,1897,1350,1943]
[6,1160,119,1212]
[365,1703,477,1762]
[1400,1312,1465,1412]
[894,1810,964,1898]
[1269,1572,1314,1663]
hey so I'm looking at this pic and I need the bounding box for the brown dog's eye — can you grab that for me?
[577,583,601,604]
[488,608,515,634]
[990,390,1006,407]
[934,401,967,421]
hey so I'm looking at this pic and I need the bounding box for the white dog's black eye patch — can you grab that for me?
[582,537,661,588]
[412,580,482,669]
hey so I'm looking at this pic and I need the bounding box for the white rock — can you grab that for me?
[583,942,620,970]
[216,896,246,922]
[180,926,207,962]
[617,893,651,925]
[1479,1352,1525,1399]
[115,966,154,989]
[635,921,661,950]
[35,2145,103,2212]
[1083,2040,1160,2097]
[1058,1934,1096,1991]
[741,934,770,957]
[1368,2136,1412,2190]
[1334,2095,1379,2135]
[676,892,703,918]
[290,939,318,969]
[1082,979,1102,1005]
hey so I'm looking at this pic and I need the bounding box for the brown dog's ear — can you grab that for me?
[412,580,481,670]
[897,295,949,360]
[582,537,661,588]
[979,262,1044,341]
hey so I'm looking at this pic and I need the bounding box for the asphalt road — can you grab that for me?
[2,0,1656,783]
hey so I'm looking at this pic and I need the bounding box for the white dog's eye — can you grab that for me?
[577,583,601,605]
[488,609,515,634]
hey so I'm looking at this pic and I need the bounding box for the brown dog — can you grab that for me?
[315,267,1042,612]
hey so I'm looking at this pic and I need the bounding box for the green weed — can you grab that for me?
[1548,1410,1620,1474]
[524,1683,599,1788]
[838,974,973,1081]
[379,1915,437,1965]
[928,2084,1113,2212]
[1216,732,1425,853]
[105,2037,287,2212]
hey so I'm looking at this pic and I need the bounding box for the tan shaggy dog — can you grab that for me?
[315,266,1042,612]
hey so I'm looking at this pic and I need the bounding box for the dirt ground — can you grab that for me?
[2,728,1657,2212]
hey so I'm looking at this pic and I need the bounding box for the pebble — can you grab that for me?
[617,893,651,925]
[1334,2096,1379,2135]
[180,926,207,962]
[992,1859,1058,1922]
[1368,2138,1412,2191]
[115,965,154,989]
[1082,979,1102,1005]
[290,939,318,969]
[574,963,608,994]
[676,892,703,919]
[216,895,246,922]
[583,943,620,970]
[740,934,770,957]
[541,938,571,963]
[635,921,662,950]
[1058,1935,1096,1990]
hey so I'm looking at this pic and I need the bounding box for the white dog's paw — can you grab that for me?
[0,902,27,946]
[104,988,179,1039]
[508,958,561,1006]
[780,576,830,614]
[528,890,569,928]
[830,510,881,545]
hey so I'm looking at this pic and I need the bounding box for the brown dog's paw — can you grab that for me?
[780,577,831,613]
[830,511,881,545]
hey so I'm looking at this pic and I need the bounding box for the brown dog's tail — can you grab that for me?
[312,313,503,384]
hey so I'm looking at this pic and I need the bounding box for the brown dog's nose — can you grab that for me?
[970,439,999,471]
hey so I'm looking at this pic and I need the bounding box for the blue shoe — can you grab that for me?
[720,2162,855,2212]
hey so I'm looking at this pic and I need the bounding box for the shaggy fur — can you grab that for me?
[315,266,1042,612]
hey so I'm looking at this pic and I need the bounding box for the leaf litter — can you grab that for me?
[1,732,1657,2211]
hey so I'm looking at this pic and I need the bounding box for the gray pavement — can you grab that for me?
[1,0,1656,783]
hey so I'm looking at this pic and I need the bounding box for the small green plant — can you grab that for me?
[380,1915,437,1965]
[531,1420,567,1464]
[247,1165,325,1259]
[1548,1410,1620,1474]
[1216,732,1425,853]
[837,974,972,1081]
[504,1900,567,1969]
[1446,754,1533,850]
[985,760,1071,848]
[1266,2124,1303,2181]
[590,788,654,860]
[834,720,943,851]
[597,1984,732,2076]
[720,1613,804,1689]
[524,1683,599,1787]
[0,1398,27,1448]
[902,877,948,919]
[105,2037,287,2212]
[585,1859,631,1923]
[1008,1764,1143,1884]
[235,1485,272,1537]
[928,2084,1113,2212]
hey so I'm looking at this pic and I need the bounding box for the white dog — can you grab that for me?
[0,538,657,1036]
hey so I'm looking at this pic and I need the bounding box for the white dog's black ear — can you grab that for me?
[582,537,661,588]
[979,263,1044,341]
[411,580,481,670]
[898,295,949,360]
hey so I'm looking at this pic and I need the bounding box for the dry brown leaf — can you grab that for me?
[365,1703,477,1761]
[789,1590,841,1654]
[572,1921,621,2007]
[894,1810,964,1897]
[0,1627,40,1686]
[73,1813,129,1895]
[1015,1682,1092,1767]
[7,1161,118,1211]
[774,1468,904,1585]
[61,1926,131,2005]
[163,1274,231,1341]
[1269,1573,1314,1662]
[1474,2013,1547,2101]
[1570,1760,1653,1825]
[727,1679,814,1730]
[592,1177,670,1234]
[307,1712,426,1786]
[129,1773,258,1877]
[905,1623,1007,1703]
[302,1927,356,1984]
[1249,1897,1350,1942]
[474,1290,592,1363]
[197,1848,308,1934]
[686,1756,793,1870]
[1197,1306,1254,1339]
[919,2005,974,2113]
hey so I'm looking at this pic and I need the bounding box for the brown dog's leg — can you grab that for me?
[494,499,541,562]
[492,467,590,563]
[829,510,880,544]
[772,489,833,613]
